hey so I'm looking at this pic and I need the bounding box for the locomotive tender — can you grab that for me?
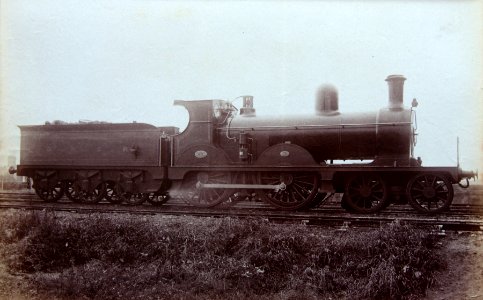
[9,75,477,213]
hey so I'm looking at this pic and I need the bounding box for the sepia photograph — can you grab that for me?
[0,1,482,299]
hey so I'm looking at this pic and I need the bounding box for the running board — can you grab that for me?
[197,182,286,191]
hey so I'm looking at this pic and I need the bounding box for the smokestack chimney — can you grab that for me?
[385,75,406,110]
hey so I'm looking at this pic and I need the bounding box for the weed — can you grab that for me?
[0,211,445,299]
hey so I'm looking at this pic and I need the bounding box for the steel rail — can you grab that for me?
[0,192,482,215]
[0,200,481,232]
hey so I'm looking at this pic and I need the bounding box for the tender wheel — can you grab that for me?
[259,172,319,210]
[344,173,388,213]
[406,173,454,213]
[35,181,64,202]
[181,172,231,208]
[77,182,106,204]
[121,192,146,206]
[64,180,81,202]
[146,192,170,206]
[105,181,123,204]
[113,183,145,205]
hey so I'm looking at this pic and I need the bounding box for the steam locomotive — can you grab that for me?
[9,75,477,213]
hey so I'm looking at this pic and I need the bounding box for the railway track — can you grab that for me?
[1,190,482,231]
[1,190,482,214]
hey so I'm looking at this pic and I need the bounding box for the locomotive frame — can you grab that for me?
[9,75,477,213]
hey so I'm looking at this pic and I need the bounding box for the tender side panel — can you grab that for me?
[19,124,165,167]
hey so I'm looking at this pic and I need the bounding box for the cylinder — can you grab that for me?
[315,84,339,115]
[386,75,406,110]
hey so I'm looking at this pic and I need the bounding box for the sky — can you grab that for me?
[1,0,482,177]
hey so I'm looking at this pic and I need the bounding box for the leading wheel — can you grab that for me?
[344,173,388,213]
[259,172,319,210]
[180,172,231,208]
[406,173,453,213]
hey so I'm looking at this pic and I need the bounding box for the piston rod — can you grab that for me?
[197,182,286,191]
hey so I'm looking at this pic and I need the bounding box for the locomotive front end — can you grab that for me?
[375,75,418,166]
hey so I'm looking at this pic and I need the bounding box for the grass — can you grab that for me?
[0,210,445,299]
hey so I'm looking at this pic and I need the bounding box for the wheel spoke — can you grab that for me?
[292,182,310,195]
[291,187,306,201]
[423,176,429,187]
[293,179,314,187]
[434,182,446,191]
[414,180,425,190]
